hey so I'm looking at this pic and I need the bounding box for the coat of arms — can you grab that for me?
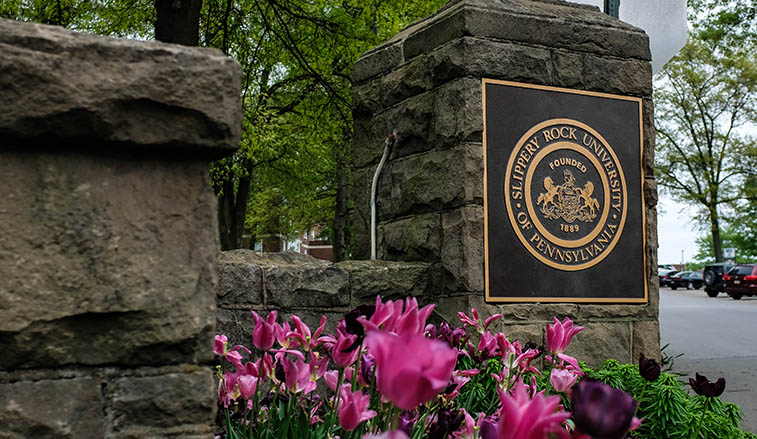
[536,169,599,223]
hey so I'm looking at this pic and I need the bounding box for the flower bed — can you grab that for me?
[214,296,755,439]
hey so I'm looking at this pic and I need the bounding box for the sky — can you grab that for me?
[657,194,701,266]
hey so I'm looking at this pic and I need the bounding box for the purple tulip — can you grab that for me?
[571,379,638,439]
[397,411,417,435]
[689,373,726,397]
[638,355,661,382]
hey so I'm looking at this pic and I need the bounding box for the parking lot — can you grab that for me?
[659,286,757,433]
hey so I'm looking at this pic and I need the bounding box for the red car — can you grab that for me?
[723,264,757,300]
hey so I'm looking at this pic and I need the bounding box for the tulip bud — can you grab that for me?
[689,373,726,397]
[638,355,661,382]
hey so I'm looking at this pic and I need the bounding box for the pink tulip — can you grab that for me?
[213,334,250,368]
[251,310,278,351]
[324,367,354,391]
[330,330,360,368]
[458,308,502,332]
[280,356,316,394]
[359,296,433,336]
[363,431,409,439]
[546,317,583,355]
[238,374,258,400]
[366,331,456,410]
[287,314,327,350]
[497,379,570,439]
[309,351,329,381]
[550,368,578,393]
[394,297,435,336]
[218,371,240,408]
[214,335,227,356]
[337,384,377,431]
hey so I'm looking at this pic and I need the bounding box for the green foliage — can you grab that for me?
[581,359,753,439]
[693,226,757,263]
[455,356,503,416]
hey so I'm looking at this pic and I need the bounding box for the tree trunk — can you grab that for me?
[155,0,202,46]
[217,163,253,250]
[709,204,724,262]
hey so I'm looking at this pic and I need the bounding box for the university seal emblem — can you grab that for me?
[504,118,627,271]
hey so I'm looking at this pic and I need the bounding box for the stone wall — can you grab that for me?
[217,251,438,345]
[0,19,240,438]
[351,0,660,363]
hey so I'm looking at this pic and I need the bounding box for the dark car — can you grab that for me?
[659,269,679,287]
[703,263,735,297]
[669,271,704,290]
[723,264,757,300]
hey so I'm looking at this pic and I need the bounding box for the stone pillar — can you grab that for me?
[352,0,659,365]
[0,19,240,438]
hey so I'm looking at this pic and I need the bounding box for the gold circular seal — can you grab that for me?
[504,118,627,271]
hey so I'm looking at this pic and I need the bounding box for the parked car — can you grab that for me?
[669,271,703,290]
[703,263,735,297]
[723,264,757,300]
[659,269,679,288]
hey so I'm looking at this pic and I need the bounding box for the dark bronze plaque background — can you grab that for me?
[483,79,647,303]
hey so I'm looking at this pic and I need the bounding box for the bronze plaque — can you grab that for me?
[483,79,647,303]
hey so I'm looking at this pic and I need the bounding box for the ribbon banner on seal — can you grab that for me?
[482,79,647,303]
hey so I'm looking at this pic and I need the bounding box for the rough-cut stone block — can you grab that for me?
[384,144,483,217]
[434,78,484,148]
[642,98,656,177]
[222,250,350,308]
[0,377,105,438]
[551,50,584,88]
[216,308,255,351]
[352,78,383,117]
[397,1,649,61]
[338,259,436,301]
[384,93,437,158]
[218,257,264,306]
[0,19,241,155]
[632,320,661,362]
[380,54,435,108]
[441,207,485,291]
[461,3,651,61]
[644,178,658,209]
[568,321,631,367]
[438,38,553,86]
[499,323,544,347]
[579,303,654,320]
[584,55,653,96]
[353,42,404,83]
[0,152,218,370]
[379,213,442,262]
[109,369,216,437]
[484,301,580,323]
[431,294,472,325]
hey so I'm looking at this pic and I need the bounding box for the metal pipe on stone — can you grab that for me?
[370,131,396,260]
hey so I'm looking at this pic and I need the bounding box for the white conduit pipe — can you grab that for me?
[370,131,396,260]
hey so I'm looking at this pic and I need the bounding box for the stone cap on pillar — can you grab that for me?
[353,0,651,84]
[0,18,241,158]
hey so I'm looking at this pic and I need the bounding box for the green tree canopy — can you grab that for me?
[655,0,757,262]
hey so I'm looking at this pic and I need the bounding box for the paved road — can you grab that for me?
[659,287,757,434]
